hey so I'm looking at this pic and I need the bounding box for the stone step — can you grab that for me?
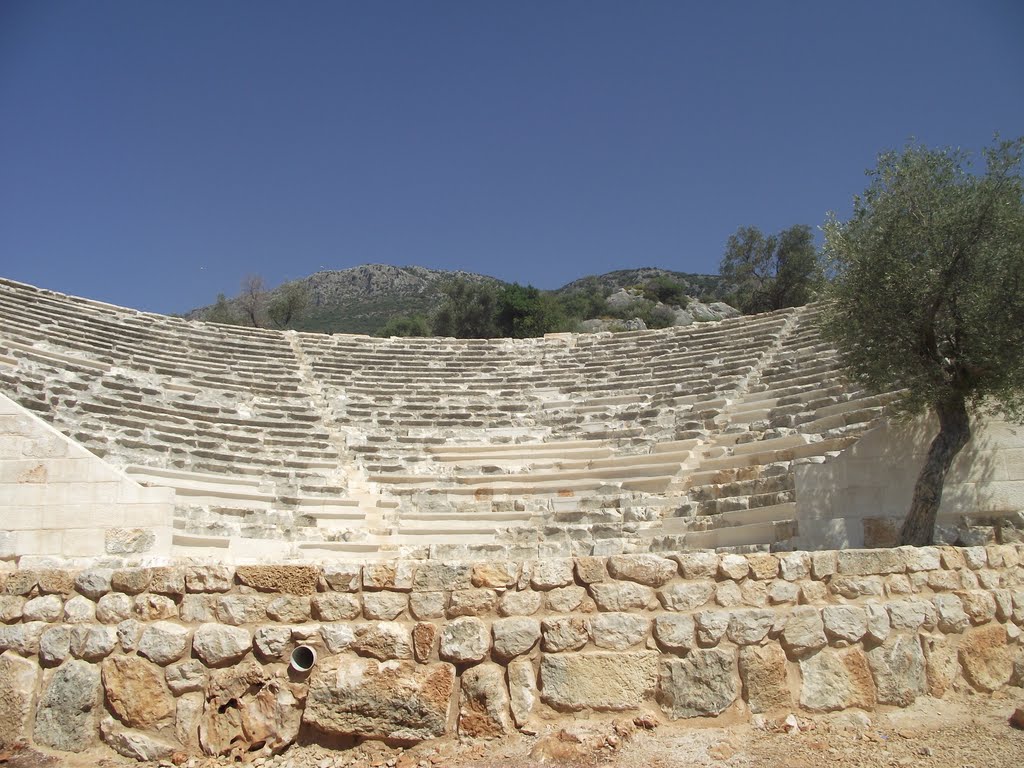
[697,436,855,471]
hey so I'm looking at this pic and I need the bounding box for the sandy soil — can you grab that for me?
[5,692,1023,768]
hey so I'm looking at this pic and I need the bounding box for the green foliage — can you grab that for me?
[268,282,309,329]
[822,137,1024,419]
[432,280,501,338]
[495,284,570,338]
[558,282,610,321]
[204,293,238,325]
[641,275,689,307]
[720,224,821,313]
[378,315,431,337]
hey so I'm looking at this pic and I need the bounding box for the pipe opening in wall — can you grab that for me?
[290,645,316,673]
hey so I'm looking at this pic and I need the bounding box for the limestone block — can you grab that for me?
[799,647,876,712]
[837,549,906,576]
[165,659,205,695]
[888,599,937,631]
[508,659,537,727]
[590,581,655,611]
[267,596,311,623]
[413,562,471,592]
[962,546,987,569]
[799,581,828,604]
[363,591,408,621]
[412,622,436,663]
[674,552,719,579]
[938,547,966,570]
[102,655,175,729]
[822,606,868,645]
[768,580,800,605]
[541,617,590,653]
[529,559,575,589]
[725,609,775,646]
[0,622,45,655]
[37,570,75,595]
[321,563,361,592]
[100,717,178,762]
[353,622,413,661]
[866,635,926,706]
[0,651,37,749]
[137,621,190,665]
[447,588,497,618]
[312,593,361,621]
[492,617,541,660]
[96,592,132,623]
[193,623,251,666]
[303,657,455,742]
[782,606,827,658]
[958,624,1013,692]
[320,623,355,654]
[591,612,650,650]
[718,554,750,581]
[459,663,514,738]
[778,552,811,581]
[111,567,152,595]
[70,624,117,661]
[472,561,519,589]
[739,644,790,714]
[215,594,267,626]
[184,565,234,593]
[921,633,960,697]
[933,594,970,634]
[34,659,102,752]
[116,619,143,653]
[410,591,446,619]
[715,581,742,607]
[362,562,414,591]
[695,611,730,647]
[132,593,177,621]
[886,574,914,595]
[831,576,883,599]
[810,550,838,580]
[63,595,95,623]
[865,603,891,644]
[236,564,319,595]
[4,570,39,596]
[23,594,62,622]
[540,651,659,712]
[658,648,737,719]
[993,589,1014,622]
[574,557,607,584]
[956,590,997,624]
[608,554,677,587]
[746,554,779,581]
[653,614,695,653]
[0,595,24,623]
[39,625,71,665]
[105,528,157,556]
[658,582,714,612]
[545,585,586,613]
[75,568,113,599]
[900,546,941,572]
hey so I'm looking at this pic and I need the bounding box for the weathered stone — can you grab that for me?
[138,620,190,665]
[718,553,750,580]
[900,546,941,572]
[866,635,926,706]
[37,569,75,595]
[100,717,177,761]
[799,647,876,712]
[591,612,650,650]
[165,659,205,694]
[658,581,714,611]
[353,621,413,661]
[545,585,586,613]
[933,594,970,633]
[781,606,826,657]
[412,622,437,663]
[0,595,24,623]
[193,623,251,665]
[132,593,178,621]
[200,664,303,757]
[176,692,203,748]
[362,561,414,591]
[608,554,677,586]
[887,573,915,594]
[837,549,905,576]
[266,595,311,623]
[695,610,730,647]
[739,579,769,607]
[410,591,446,619]
[185,565,234,593]
[75,568,113,599]
[214,594,267,625]
[822,605,867,645]
[471,561,519,589]
[810,550,838,580]
[800,580,828,603]
[236,564,319,595]
[34,660,101,752]
[744,553,779,580]
[321,563,361,592]
[320,623,356,653]
[658,648,737,718]
[70,624,117,660]
[888,599,936,631]
[921,633,960,697]
[111,567,152,595]
[413,562,472,592]
[498,590,542,617]
[529,559,575,589]
[962,546,987,569]
[653,614,695,653]
[116,618,143,653]
[492,617,540,660]
[778,552,811,581]
[61,595,94,624]
[768,579,800,605]
[739,644,789,714]
[96,592,132,623]
[102,655,175,729]
[959,624,1013,692]
[714,581,742,607]
[148,567,185,596]
[303,657,455,742]
[541,617,590,653]
[508,659,537,727]
[674,551,719,579]
[363,591,409,621]
[39,625,71,665]
[23,594,62,622]
[541,651,659,711]
[0,622,45,655]
[440,616,490,663]
[459,663,513,738]
[447,588,497,618]
[865,603,891,644]
[0,651,37,749]
[723,608,774,645]
[253,625,291,660]
[574,557,607,584]
[957,590,997,624]
[590,581,655,611]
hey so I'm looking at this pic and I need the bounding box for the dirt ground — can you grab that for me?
[5,691,1024,768]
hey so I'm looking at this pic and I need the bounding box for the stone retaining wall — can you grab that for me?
[1,546,1023,761]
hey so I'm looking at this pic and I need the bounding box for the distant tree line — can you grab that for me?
[204,276,310,330]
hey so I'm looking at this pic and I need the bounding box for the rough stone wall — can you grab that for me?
[1,546,1022,760]
[794,414,1024,550]
[0,393,174,560]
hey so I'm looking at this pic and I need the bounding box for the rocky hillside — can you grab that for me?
[189,264,730,335]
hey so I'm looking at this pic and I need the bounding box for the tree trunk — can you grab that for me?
[899,396,972,546]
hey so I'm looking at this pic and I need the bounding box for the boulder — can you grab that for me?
[492,617,541,660]
[739,644,790,714]
[353,621,413,661]
[193,623,251,666]
[607,555,677,587]
[959,624,1013,692]
[0,651,37,749]
[138,621,190,665]
[459,663,514,738]
[591,613,650,650]
[589,582,655,611]
[100,717,178,761]
[866,635,926,706]
[658,582,715,612]
[658,648,738,718]
[439,617,490,663]
[34,660,102,752]
[540,652,659,712]
[799,647,876,712]
[102,655,175,729]
[541,617,590,653]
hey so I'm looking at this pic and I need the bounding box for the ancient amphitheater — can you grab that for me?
[0,276,1021,763]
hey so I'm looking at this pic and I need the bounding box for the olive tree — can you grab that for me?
[720,224,820,313]
[822,137,1024,545]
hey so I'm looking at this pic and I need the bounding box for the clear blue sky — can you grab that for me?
[1,1,1021,314]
